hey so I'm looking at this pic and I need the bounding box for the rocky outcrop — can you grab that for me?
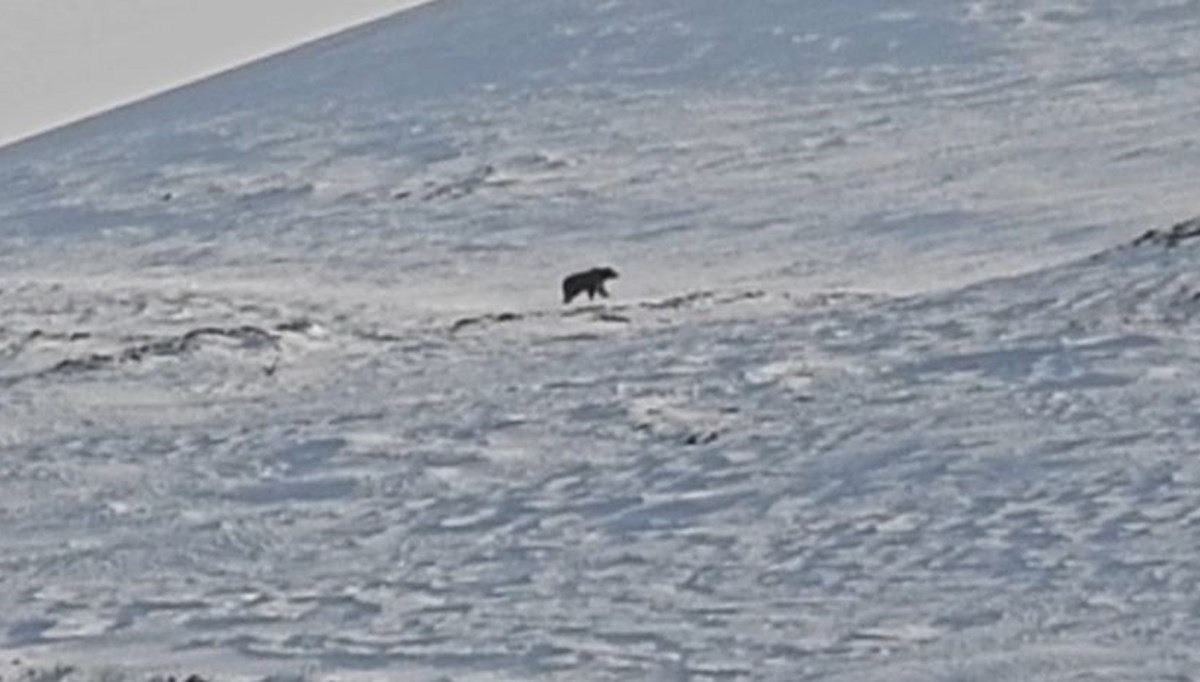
[1133,216,1200,247]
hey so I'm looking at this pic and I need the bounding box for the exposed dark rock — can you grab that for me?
[49,354,112,374]
[352,329,405,343]
[158,674,209,682]
[450,311,523,333]
[684,431,720,445]
[178,325,278,350]
[37,325,280,381]
[275,318,317,333]
[561,304,610,317]
[20,329,90,343]
[449,317,483,333]
[642,291,717,310]
[1133,216,1200,248]
[642,289,766,310]
[423,164,497,201]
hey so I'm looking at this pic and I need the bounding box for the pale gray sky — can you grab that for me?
[0,0,434,147]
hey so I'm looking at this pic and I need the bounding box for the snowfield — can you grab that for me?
[3,0,1200,680]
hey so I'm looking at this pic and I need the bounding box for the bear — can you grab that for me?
[562,266,619,304]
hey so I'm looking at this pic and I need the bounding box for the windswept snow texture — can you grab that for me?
[3,0,1200,680]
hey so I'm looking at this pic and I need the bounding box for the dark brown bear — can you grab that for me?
[562,266,618,304]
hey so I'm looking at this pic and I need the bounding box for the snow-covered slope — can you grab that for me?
[5,0,1200,301]
[2,1,1200,680]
